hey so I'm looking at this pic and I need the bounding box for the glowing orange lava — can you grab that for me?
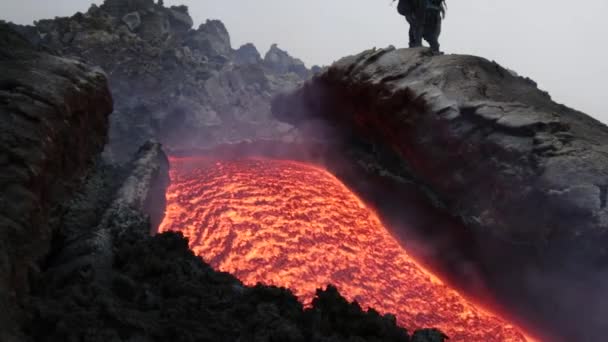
[159,156,531,341]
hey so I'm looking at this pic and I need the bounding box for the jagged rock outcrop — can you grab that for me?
[234,43,262,65]
[12,1,308,161]
[166,6,193,32]
[265,43,309,79]
[273,46,608,341]
[121,12,141,31]
[41,142,169,292]
[187,19,232,58]
[0,23,112,341]
[101,0,155,18]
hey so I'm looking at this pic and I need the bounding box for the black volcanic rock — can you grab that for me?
[27,226,436,342]
[273,46,608,340]
[0,23,112,341]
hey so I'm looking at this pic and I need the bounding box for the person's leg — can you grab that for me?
[424,31,440,52]
[407,16,422,48]
[423,12,442,52]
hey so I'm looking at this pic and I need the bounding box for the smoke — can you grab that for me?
[168,116,498,298]
[505,248,608,341]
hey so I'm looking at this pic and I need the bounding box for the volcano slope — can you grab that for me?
[0,24,448,342]
[272,46,608,341]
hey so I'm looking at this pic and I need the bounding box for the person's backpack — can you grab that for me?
[426,0,442,11]
[397,0,412,16]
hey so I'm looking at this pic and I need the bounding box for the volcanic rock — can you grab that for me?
[187,19,232,57]
[0,23,112,341]
[412,330,449,342]
[264,43,309,78]
[28,226,438,342]
[272,46,608,340]
[40,141,169,296]
[167,5,193,31]
[121,12,141,31]
[234,42,263,65]
[101,0,155,18]
[139,10,170,40]
[11,2,309,161]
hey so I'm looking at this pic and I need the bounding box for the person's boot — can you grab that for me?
[429,41,442,55]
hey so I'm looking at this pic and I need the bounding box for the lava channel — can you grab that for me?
[159,156,532,342]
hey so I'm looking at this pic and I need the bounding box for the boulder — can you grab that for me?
[412,330,450,342]
[121,11,141,31]
[42,141,169,291]
[273,46,608,341]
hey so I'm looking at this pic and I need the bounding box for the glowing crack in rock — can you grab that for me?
[159,156,532,342]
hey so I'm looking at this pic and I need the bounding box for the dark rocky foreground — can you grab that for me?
[8,0,311,162]
[273,46,608,341]
[0,23,112,339]
[0,24,445,342]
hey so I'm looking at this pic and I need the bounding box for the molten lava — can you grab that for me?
[160,156,531,341]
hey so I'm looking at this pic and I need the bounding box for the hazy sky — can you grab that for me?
[2,0,607,121]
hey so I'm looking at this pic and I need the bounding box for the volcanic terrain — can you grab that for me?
[160,156,531,341]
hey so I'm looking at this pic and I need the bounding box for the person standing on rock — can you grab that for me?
[396,0,446,53]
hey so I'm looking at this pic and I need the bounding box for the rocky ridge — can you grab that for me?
[273,46,608,341]
[10,0,311,161]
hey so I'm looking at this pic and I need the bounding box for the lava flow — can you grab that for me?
[159,156,532,342]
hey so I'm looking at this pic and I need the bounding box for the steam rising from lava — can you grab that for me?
[159,156,532,341]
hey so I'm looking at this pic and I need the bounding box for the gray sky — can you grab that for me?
[2,0,607,122]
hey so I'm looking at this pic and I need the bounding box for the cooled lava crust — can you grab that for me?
[160,156,532,342]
